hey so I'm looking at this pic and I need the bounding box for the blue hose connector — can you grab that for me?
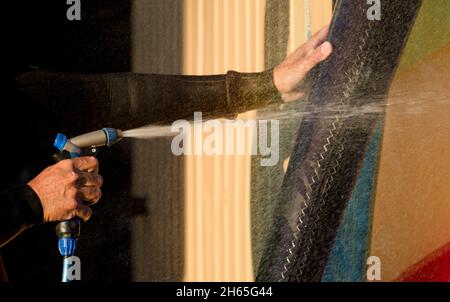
[103,128,118,146]
[54,133,68,151]
[58,237,77,257]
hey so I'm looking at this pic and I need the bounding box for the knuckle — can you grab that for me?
[87,188,102,204]
[76,157,87,168]
[303,45,315,56]
[90,157,99,166]
[97,175,104,187]
[69,171,79,183]
[66,212,76,221]
[294,61,308,75]
[95,189,102,202]
[90,187,100,198]
[81,207,92,221]
[87,156,99,168]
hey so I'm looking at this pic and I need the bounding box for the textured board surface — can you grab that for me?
[257,0,422,282]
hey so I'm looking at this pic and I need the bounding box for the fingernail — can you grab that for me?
[321,42,332,54]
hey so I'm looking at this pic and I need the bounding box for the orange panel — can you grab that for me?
[371,45,450,280]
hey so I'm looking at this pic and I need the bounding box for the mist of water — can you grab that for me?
[121,91,449,140]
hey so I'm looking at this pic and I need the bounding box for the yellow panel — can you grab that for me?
[182,0,265,282]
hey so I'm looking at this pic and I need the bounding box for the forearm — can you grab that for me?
[106,69,282,127]
[0,186,43,248]
[16,70,282,133]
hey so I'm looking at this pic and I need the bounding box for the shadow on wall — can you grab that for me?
[2,0,184,281]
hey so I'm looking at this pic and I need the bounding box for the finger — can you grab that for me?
[77,187,102,205]
[295,41,333,78]
[286,24,331,62]
[76,172,103,187]
[72,157,99,173]
[307,24,331,49]
[76,203,93,222]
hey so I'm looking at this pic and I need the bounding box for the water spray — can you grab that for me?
[53,128,123,282]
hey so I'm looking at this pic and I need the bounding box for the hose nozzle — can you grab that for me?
[54,128,123,156]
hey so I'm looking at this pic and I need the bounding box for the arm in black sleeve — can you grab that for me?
[16,69,283,133]
[0,185,43,248]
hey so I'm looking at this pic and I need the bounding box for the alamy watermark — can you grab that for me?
[366,256,382,281]
[67,0,81,21]
[62,256,81,282]
[170,112,280,167]
[66,0,381,22]
[367,0,381,21]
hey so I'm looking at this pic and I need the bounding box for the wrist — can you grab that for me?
[13,184,44,226]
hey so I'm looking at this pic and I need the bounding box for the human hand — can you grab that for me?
[28,157,103,223]
[273,25,333,102]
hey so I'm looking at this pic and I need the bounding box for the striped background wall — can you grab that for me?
[182,0,266,282]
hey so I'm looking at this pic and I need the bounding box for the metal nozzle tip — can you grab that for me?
[103,128,123,146]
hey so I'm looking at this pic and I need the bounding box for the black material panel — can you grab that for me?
[257,0,422,282]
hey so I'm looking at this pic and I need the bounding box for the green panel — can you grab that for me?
[398,0,450,71]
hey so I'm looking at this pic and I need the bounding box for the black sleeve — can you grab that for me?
[0,185,43,248]
[15,69,283,134]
